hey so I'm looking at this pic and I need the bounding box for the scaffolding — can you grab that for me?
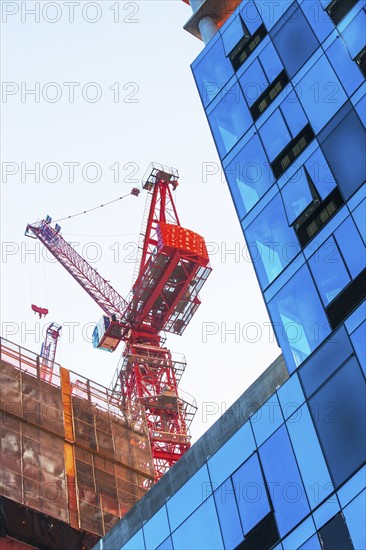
[0,338,154,539]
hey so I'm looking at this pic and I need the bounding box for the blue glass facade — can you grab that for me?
[96,1,365,549]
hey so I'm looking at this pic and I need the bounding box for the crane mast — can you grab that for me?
[25,163,211,480]
[40,322,62,383]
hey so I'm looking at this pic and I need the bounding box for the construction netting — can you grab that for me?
[0,338,154,537]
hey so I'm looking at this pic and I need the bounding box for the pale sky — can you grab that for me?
[1,0,280,442]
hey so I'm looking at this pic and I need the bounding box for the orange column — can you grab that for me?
[60,367,79,529]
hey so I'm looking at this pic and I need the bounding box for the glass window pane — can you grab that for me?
[296,54,347,134]
[310,357,366,488]
[222,17,246,55]
[240,58,268,107]
[157,536,173,550]
[341,9,366,59]
[355,95,366,129]
[208,84,252,158]
[352,199,366,245]
[313,496,340,530]
[214,478,244,549]
[271,3,319,78]
[287,404,333,509]
[250,394,283,446]
[232,453,271,535]
[299,325,353,398]
[143,506,170,549]
[246,193,300,288]
[351,321,366,374]
[334,217,366,278]
[268,265,331,371]
[193,38,234,107]
[259,41,283,82]
[299,533,321,550]
[254,0,287,31]
[344,299,365,333]
[301,0,333,42]
[259,109,291,161]
[319,105,366,201]
[281,167,314,224]
[326,37,364,97]
[240,0,262,34]
[226,133,274,218]
[282,516,316,550]
[277,373,305,419]
[343,490,366,550]
[337,465,366,508]
[308,237,351,306]
[121,529,145,550]
[318,512,353,550]
[171,496,224,550]
[304,147,336,200]
[259,424,310,537]
[280,94,308,138]
[166,465,211,532]
[208,421,256,487]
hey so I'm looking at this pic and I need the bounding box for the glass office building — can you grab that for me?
[95,1,365,548]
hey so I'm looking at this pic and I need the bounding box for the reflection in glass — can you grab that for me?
[271,3,319,78]
[287,404,333,509]
[309,237,351,306]
[232,453,271,534]
[225,133,274,218]
[259,424,310,537]
[268,264,331,371]
[310,357,366,488]
[246,193,300,289]
[208,83,252,158]
[193,38,234,107]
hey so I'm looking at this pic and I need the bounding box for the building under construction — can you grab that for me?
[0,337,154,549]
[1,164,211,548]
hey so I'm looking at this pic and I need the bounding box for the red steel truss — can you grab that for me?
[25,221,128,321]
[25,163,211,480]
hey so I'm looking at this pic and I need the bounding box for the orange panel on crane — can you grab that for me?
[157,223,209,262]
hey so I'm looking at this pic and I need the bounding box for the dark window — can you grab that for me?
[299,325,353,398]
[271,124,315,179]
[250,71,289,121]
[319,104,366,201]
[294,187,344,248]
[230,24,267,71]
[310,357,366,488]
[326,0,359,25]
[356,46,366,78]
[319,512,353,549]
[271,3,319,78]
[326,268,366,330]
[235,513,279,550]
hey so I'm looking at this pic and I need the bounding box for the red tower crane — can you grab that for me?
[25,163,211,480]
